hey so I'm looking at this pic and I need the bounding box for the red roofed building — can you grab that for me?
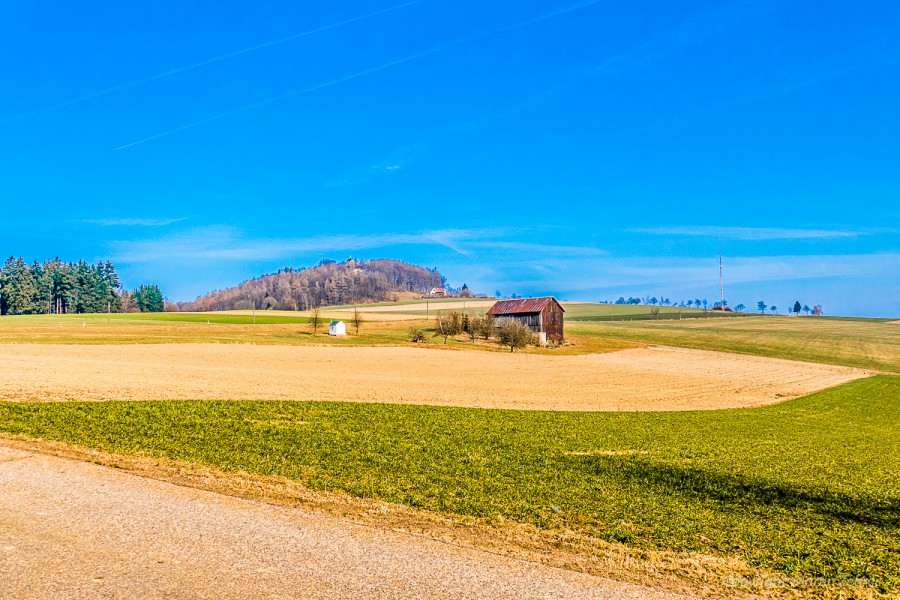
[487,297,565,344]
[429,287,446,296]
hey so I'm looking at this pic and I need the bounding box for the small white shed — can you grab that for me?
[328,320,347,336]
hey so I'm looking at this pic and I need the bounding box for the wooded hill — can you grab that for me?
[180,259,445,312]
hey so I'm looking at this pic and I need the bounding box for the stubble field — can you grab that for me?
[0,343,867,411]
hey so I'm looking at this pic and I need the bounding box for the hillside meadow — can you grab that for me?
[567,314,900,374]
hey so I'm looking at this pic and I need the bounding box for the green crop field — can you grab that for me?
[0,312,310,327]
[568,314,900,374]
[561,302,752,321]
[1,376,897,594]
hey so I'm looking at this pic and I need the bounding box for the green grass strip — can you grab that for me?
[569,318,900,373]
[1,376,898,592]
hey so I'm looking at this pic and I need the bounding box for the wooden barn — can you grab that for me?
[487,297,565,344]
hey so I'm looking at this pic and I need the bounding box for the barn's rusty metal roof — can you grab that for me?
[487,297,564,315]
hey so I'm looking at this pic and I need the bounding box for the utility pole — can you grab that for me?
[253,299,256,325]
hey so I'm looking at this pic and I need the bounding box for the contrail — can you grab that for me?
[1,0,425,124]
[115,0,605,150]
[113,48,444,150]
[518,0,606,25]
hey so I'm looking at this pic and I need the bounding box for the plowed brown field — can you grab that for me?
[0,344,868,411]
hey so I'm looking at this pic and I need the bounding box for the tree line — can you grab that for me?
[608,295,823,315]
[180,258,445,312]
[757,300,823,316]
[0,256,164,315]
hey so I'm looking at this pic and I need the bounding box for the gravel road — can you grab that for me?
[0,445,688,599]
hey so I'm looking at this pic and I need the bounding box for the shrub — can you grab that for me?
[409,328,427,343]
[480,314,496,340]
[498,321,536,352]
[466,315,483,342]
[433,311,462,344]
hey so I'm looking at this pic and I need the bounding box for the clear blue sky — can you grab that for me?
[2,1,898,316]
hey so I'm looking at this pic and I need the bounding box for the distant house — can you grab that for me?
[328,320,347,336]
[487,297,565,344]
[429,287,446,296]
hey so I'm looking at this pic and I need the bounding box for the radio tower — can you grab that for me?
[719,254,725,308]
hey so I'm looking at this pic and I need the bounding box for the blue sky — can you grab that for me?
[1,0,898,316]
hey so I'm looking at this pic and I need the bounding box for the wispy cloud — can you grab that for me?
[106,223,899,317]
[109,226,500,263]
[108,225,611,265]
[450,252,900,302]
[325,144,424,187]
[632,226,864,241]
[83,217,189,227]
[468,241,607,257]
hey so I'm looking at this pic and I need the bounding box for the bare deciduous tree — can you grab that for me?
[433,311,462,344]
[309,308,321,335]
[351,308,362,334]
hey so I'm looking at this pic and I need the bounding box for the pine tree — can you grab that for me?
[6,258,38,314]
[132,284,164,312]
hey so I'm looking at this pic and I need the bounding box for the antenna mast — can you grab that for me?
[719,254,725,307]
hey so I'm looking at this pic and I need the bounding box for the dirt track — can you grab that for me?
[0,344,867,411]
[0,444,684,599]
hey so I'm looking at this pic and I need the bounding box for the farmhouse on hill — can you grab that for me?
[429,287,446,296]
[487,297,564,345]
[328,320,347,336]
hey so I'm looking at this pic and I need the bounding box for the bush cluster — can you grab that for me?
[423,311,538,351]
